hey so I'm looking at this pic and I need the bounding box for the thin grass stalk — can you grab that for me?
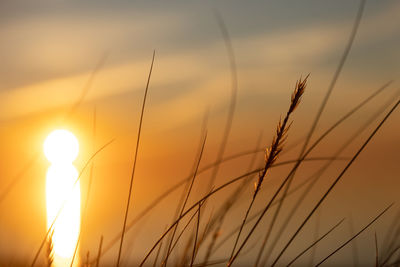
[197,12,238,264]
[273,0,367,228]
[260,88,397,261]
[254,198,278,266]
[376,232,380,267]
[64,53,107,121]
[94,155,329,262]
[286,218,345,266]
[0,153,39,205]
[0,55,107,206]
[96,148,267,262]
[165,189,214,265]
[386,260,400,267]
[45,230,54,267]
[163,128,208,266]
[116,50,155,266]
[315,204,393,266]
[70,106,97,267]
[191,203,202,267]
[212,172,318,254]
[191,239,261,267]
[180,233,194,266]
[31,139,114,267]
[307,210,322,266]
[259,81,394,266]
[263,1,366,263]
[165,209,200,263]
[201,132,263,265]
[380,246,400,267]
[152,239,163,267]
[230,97,399,267]
[85,251,90,267]
[384,220,400,263]
[228,76,307,266]
[270,100,400,267]
[177,194,212,267]
[197,207,215,251]
[382,210,400,260]
[204,157,346,257]
[139,166,264,266]
[206,10,238,192]
[95,235,103,267]
[188,207,215,267]
[300,0,366,156]
[138,158,345,266]
[348,215,360,267]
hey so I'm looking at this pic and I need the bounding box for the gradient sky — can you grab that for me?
[0,1,399,266]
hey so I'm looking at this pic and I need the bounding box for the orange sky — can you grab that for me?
[0,1,399,266]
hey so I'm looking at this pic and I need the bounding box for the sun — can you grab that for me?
[44,129,81,266]
[44,129,79,164]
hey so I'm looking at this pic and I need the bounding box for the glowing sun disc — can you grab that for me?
[44,129,81,266]
[44,129,79,163]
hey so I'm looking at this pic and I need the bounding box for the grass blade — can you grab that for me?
[286,218,345,266]
[315,204,393,266]
[270,99,400,266]
[116,50,155,266]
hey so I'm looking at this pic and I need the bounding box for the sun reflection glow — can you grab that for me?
[44,129,80,267]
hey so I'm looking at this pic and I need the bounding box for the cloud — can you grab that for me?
[0,1,399,125]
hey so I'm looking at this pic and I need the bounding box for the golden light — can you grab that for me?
[44,129,79,164]
[44,129,81,267]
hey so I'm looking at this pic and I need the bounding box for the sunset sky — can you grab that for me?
[0,1,399,266]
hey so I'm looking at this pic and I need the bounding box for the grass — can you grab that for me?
[14,45,400,267]
[1,0,400,266]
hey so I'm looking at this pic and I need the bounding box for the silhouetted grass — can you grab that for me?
[3,1,400,266]
[116,50,155,267]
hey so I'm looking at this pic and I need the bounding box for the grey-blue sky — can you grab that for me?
[0,1,398,92]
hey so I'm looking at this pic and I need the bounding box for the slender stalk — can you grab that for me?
[260,82,396,266]
[384,217,400,263]
[382,210,400,260]
[315,204,393,266]
[152,239,163,267]
[229,97,398,267]
[349,215,360,267]
[212,170,318,254]
[70,106,97,267]
[93,155,330,262]
[163,132,207,265]
[228,76,308,266]
[0,54,108,206]
[380,246,400,267]
[286,218,345,266]
[206,10,238,191]
[376,232,380,267]
[64,53,108,121]
[202,132,263,265]
[116,51,155,267]
[31,139,114,267]
[259,0,368,261]
[270,99,400,267]
[95,236,103,267]
[165,209,200,262]
[301,0,366,155]
[191,203,202,267]
[138,158,345,266]
[307,210,322,266]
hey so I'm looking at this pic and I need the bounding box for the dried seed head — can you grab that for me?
[289,74,308,113]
